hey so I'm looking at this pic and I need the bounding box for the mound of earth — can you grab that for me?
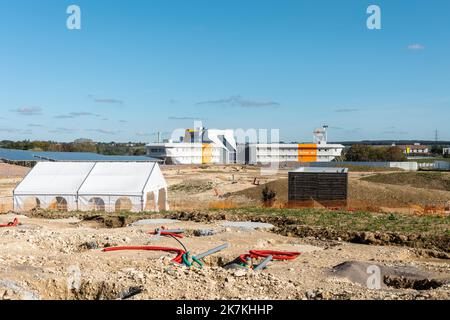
[224,179,289,203]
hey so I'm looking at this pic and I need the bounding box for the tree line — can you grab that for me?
[344,145,407,162]
[0,140,147,156]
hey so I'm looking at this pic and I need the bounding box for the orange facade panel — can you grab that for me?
[298,144,317,162]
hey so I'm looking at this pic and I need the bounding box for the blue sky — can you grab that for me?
[1,0,449,143]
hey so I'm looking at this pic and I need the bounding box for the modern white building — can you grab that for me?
[395,143,430,156]
[245,142,344,164]
[147,128,237,165]
[13,162,168,212]
[244,127,344,164]
[147,126,344,165]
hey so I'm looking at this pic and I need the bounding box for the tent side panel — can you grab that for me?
[13,195,77,212]
[78,195,142,213]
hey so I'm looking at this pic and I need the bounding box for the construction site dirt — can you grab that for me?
[0,163,449,300]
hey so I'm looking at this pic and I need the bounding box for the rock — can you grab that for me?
[194,229,216,237]
[306,289,325,300]
[80,241,99,250]
[233,269,247,277]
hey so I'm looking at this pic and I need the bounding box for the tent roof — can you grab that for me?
[77,162,163,196]
[14,162,95,195]
[14,162,165,197]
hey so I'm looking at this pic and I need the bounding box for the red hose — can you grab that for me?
[102,246,186,264]
[239,250,301,263]
[148,231,184,238]
[0,218,19,228]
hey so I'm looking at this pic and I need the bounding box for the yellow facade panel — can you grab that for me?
[202,143,213,164]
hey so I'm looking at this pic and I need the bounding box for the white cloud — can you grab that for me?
[11,107,42,116]
[407,44,425,51]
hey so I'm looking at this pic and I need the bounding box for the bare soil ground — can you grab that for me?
[0,163,30,212]
[0,163,30,179]
[0,213,448,300]
[0,163,449,300]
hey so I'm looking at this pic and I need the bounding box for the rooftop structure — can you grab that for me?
[292,167,348,173]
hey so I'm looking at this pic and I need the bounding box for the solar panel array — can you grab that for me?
[0,148,158,162]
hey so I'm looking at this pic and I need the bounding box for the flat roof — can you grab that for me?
[291,167,348,174]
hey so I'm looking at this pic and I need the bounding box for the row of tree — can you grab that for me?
[0,140,147,156]
[343,145,407,162]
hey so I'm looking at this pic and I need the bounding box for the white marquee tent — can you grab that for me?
[13,162,168,212]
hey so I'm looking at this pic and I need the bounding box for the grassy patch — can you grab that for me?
[211,207,450,235]
[168,180,215,193]
[361,171,450,191]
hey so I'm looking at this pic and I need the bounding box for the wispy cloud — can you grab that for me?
[168,116,206,121]
[0,128,32,134]
[135,131,153,137]
[88,94,124,105]
[54,115,75,119]
[11,107,43,116]
[196,95,280,108]
[381,130,409,135]
[334,108,358,113]
[407,44,425,51]
[48,128,79,134]
[72,112,100,117]
[54,112,100,119]
[86,128,121,135]
[95,98,123,104]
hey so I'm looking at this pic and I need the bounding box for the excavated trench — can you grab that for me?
[27,210,450,257]
[331,261,449,291]
[72,282,144,300]
[383,276,446,290]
